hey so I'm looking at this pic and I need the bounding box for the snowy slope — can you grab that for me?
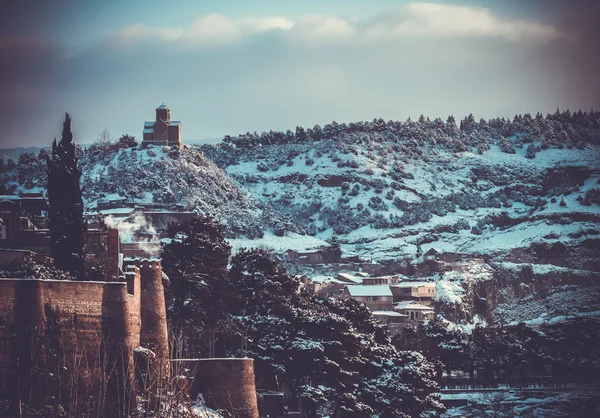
[79,146,300,238]
[203,140,600,263]
[200,113,600,326]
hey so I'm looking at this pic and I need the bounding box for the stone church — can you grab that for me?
[142,104,182,149]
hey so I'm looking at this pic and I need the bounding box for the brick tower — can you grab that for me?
[142,104,182,149]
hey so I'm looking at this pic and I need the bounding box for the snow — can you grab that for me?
[372,311,406,317]
[336,272,362,284]
[228,231,328,253]
[345,285,393,297]
[394,301,434,311]
[394,281,435,288]
[436,280,465,304]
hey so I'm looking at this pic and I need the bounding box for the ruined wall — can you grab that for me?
[0,274,141,417]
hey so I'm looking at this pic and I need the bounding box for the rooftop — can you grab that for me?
[346,285,392,297]
[393,281,436,288]
[394,301,435,311]
[372,311,408,317]
[156,103,169,110]
[337,272,362,284]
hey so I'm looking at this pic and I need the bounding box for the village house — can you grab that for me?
[142,103,183,149]
[282,248,331,264]
[390,281,437,302]
[343,285,394,310]
[355,259,381,275]
[394,300,435,324]
[0,193,50,253]
[372,311,410,336]
[336,272,362,284]
[362,275,400,286]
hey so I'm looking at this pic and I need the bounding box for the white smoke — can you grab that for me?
[103,212,161,255]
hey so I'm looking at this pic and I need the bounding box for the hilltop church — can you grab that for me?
[142,103,183,149]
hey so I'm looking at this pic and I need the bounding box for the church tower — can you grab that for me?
[155,103,170,123]
[142,103,182,149]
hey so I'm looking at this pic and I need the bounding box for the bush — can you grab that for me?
[368,196,389,211]
[305,158,315,166]
[471,225,483,235]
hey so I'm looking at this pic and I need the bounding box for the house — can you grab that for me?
[142,103,183,149]
[361,275,400,286]
[394,301,435,323]
[0,194,50,253]
[390,281,436,302]
[343,285,394,310]
[356,259,381,275]
[282,248,328,265]
[423,248,439,260]
[372,311,409,336]
[336,272,362,284]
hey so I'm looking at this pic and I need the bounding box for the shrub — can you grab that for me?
[368,196,389,211]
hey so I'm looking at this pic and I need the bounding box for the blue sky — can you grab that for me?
[0,0,598,148]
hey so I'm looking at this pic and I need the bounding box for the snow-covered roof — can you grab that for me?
[393,281,436,288]
[143,128,154,134]
[100,207,135,216]
[144,121,154,127]
[156,103,169,110]
[337,273,362,284]
[169,121,181,126]
[309,275,343,283]
[424,248,439,256]
[0,195,44,201]
[394,301,434,311]
[346,285,392,297]
[372,311,407,317]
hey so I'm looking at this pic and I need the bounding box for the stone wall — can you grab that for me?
[0,273,141,417]
[191,358,259,418]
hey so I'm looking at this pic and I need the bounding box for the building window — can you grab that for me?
[367,296,379,301]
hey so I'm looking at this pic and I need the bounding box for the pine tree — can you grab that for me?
[161,216,232,330]
[46,113,86,278]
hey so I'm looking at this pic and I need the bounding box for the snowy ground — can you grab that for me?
[441,388,600,418]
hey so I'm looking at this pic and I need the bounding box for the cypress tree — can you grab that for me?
[47,113,86,278]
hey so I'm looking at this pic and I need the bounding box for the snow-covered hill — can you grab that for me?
[202,120,600,263]
[80,146,300,238]
[201,111,600,326]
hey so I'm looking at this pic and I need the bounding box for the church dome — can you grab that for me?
[156,103,169,110]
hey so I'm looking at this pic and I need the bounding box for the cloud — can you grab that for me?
[2,2,596,149]
[108,3,559,49]
[112,14,294,48]
[112,23,183,45]
[364,3,559,41]
[289,15,357,42]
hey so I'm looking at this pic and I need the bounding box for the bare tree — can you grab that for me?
[95,129,114,150]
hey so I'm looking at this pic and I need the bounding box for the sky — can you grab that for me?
[0,0,598,148]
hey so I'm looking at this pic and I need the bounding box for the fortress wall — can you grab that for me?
[125,259,169,365]
[124,259,169,412]
[0,277,141,416]
[191,358,259,418]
